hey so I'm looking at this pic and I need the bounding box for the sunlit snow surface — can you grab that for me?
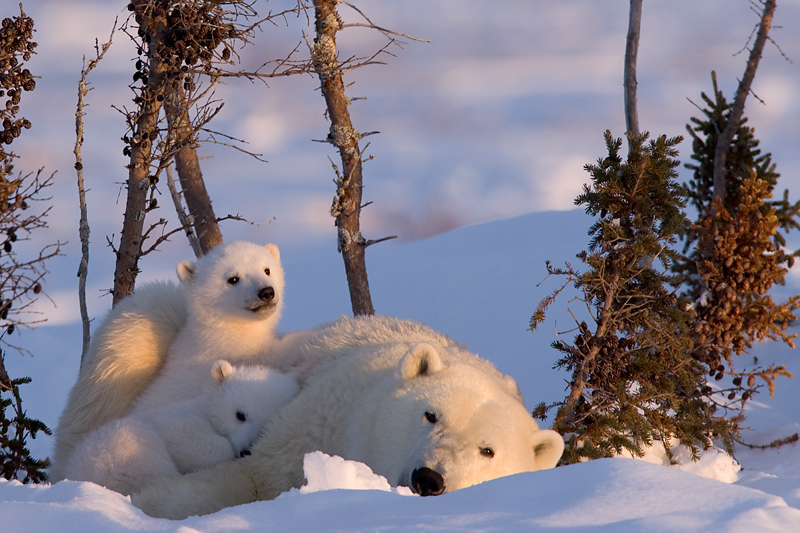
[4,0,800,528]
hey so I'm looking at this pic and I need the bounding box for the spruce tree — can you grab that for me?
[678,73,798,420]
[679,71,800,272]
[687,176,796,420]
[533,131,733,462]
[0,362,51,483]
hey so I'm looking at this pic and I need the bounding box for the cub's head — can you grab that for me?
[207,360,299,458]
[371,344,564,496]
[176,241,285,325]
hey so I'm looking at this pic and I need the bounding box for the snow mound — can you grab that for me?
[618,441,741,483]
[285,451,414,496]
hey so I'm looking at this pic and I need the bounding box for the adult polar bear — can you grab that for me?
[132,315,565,519]
[50,242,285,480]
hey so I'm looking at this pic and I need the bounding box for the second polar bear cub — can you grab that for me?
[133,241,286,412]
[63,360,299,495]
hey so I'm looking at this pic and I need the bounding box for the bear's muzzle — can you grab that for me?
[411,467,445,496]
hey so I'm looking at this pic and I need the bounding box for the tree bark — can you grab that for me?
[163,85,222,256]
[712,0,776,205]
[312,0,374,316]
[624,0,642,144]
[112,2,167,305]
[75,32,113,360]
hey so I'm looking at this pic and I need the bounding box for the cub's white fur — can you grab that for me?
[63,361,298,495]
[51,242,285,480]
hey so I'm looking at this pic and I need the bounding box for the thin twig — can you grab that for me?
[340,1,431,43]
[74,21,115,364]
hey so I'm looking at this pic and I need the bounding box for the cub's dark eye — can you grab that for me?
[424,411,437,424]
[480,447,494,458]
[264,268,271,276]
[236,411,246,422]
[227,276,240,285]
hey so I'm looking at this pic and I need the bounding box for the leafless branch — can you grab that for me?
[74,21,115,363]
[712,0,776,204]
[363,235,397,247]
[339,1,431,43]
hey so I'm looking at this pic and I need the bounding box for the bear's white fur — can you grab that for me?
[132,316,565,519]
[131,241,285,412]
[50,241,284,481]
[62,360,299,496]
[50,282,187,481]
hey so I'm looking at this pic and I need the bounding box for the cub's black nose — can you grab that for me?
[411,467,445,496]
[239,449,251,457]
[258,286,275,302]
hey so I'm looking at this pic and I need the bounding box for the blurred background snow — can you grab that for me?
[10,1,799,324]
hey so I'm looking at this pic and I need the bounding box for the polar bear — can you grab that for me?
[62,360,299,496]
[132,241,285,411]
[132,316,565,519]
[50,282,187,481]
[51,241,285,481]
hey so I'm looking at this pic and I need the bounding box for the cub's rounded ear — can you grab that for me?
[212,360,235,384]
[176,260,196,285]
[264,243,280,262]
[502,374,521,396]
[531,429,565,470]
[398,343,444,380]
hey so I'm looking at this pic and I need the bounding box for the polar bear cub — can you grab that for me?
[130,241,285,412]
[63,360,299,496]
[51,241,286,481]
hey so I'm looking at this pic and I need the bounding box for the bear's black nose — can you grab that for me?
[239,449,251,457]
[258,286,275,302]
[411,467,445,496]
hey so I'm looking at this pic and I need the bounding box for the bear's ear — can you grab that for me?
[212,360,235,384]
[264,243,280,262]
[398,343,444,380]
[531,429,565,470]
[502,375,521,396]
[176,260,196,285]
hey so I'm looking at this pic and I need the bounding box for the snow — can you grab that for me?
[3,455,800,532]
[2,0,800,528]
[4,210,800,531]
[286,451,414,496]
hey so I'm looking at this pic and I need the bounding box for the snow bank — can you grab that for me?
[3,455,800,532]
[617,440,741,483]
[286,451,414,496]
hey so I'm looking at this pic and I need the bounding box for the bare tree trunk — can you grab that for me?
[163,86,222,255]
[166,161,203,257]
[312,0,374,316]
[624,0,642,144]
[712,0,776,205]
[74,30,113,361]
[112,3,168,305]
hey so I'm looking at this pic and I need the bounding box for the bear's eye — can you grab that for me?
[424,411,438,424]
[479,447,495,458]
[264,268,271,276]
[227,276,240,285]
[236,411,246,422]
